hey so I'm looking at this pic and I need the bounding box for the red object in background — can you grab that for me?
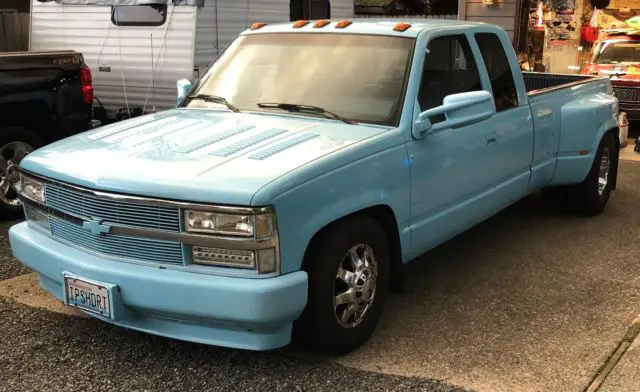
[580,33,640,99]
[79,64,94,104]
[581,23,600,42]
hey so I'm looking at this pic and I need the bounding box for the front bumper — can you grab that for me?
[9,222,308,351]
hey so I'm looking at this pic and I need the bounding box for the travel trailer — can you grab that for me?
[30,0,354,122]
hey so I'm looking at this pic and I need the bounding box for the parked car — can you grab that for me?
[0,50,94,218]
[581,30,640,121]
[9,19,622,355]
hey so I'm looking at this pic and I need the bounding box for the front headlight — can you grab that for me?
[185,209,279,273]
[184,210,273,238]
[19,174,45,204]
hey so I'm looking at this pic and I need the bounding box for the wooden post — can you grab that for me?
[457,0,466,20]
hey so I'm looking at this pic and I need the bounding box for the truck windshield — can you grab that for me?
[185,33,415,126]
[595,41,640,64]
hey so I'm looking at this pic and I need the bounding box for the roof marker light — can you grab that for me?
[251,22,267,30]
[393,22,412,32]
[314,19,331,28]
[335,20,352,29]
[293,20,310,28]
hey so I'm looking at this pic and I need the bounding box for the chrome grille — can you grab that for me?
[44,182,180,231]
[49,216,184,264]
[614,87,640,102]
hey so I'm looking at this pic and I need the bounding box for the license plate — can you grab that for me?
[64,275,112,318]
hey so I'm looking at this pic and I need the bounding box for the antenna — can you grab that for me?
[114,5,131,118]
[151,32,156,113]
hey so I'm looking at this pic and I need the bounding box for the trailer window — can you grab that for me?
[111,5,167,27]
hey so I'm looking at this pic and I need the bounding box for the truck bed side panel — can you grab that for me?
[528,79,618,188]
[0,51,91,142]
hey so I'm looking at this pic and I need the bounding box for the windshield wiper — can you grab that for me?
[256,102,356,125]
[187,94,240,113]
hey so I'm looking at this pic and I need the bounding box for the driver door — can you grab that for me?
[406,33,503,257]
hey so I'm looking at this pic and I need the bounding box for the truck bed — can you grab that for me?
[523,72,601,96]
[0,50,86,95]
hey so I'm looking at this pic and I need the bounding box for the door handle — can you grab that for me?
[486,132,497,145]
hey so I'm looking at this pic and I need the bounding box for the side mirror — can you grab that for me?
[176,79,193,104]
[412,90,496,139]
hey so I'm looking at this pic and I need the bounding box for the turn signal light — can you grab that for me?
[314,19,330,28]
[335,20,352,28]
[293,20,310,28]
[393,22,412,32]
[250,22,267,30]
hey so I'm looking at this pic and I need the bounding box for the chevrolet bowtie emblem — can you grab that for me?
[82,219,111,235]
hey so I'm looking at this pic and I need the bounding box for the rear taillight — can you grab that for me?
[80,64,94,104]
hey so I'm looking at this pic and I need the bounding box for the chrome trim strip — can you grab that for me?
[110,225,277,251]
[20,169,273,214]
[22,198,278,252]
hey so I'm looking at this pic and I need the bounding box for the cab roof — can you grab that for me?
[241,18,498,39]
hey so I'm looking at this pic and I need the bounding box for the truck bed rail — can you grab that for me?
[523,72,601,96]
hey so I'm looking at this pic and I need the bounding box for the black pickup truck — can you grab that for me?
[0,50,94,218]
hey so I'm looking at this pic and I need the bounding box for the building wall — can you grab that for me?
[459,0,518,41]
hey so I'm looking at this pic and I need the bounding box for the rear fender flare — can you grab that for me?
[550,94,618,185]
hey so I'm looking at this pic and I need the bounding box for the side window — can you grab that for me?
[418,34,482,119]
[111,5,167,27]
[475,33,519,112]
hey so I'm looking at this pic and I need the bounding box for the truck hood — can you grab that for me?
[21,108,388,205]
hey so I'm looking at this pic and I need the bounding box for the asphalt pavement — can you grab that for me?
[1,159,639,392]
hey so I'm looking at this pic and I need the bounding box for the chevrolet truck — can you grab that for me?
[9,19,622,355]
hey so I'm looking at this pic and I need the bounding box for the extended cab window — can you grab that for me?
[418,34,482,116]
[111,5,167,26]
[475,33,519,111]
[185,33,414,126]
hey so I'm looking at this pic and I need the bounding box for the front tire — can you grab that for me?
[295,215,390,355]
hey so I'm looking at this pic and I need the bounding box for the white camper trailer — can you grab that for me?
[30,0,354,122]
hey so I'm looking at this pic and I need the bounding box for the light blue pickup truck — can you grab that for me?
[9,19,622,355]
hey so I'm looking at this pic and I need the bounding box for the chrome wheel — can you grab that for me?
[334,244,378,329]
[598,147,610,196]
[0,142,33,207]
